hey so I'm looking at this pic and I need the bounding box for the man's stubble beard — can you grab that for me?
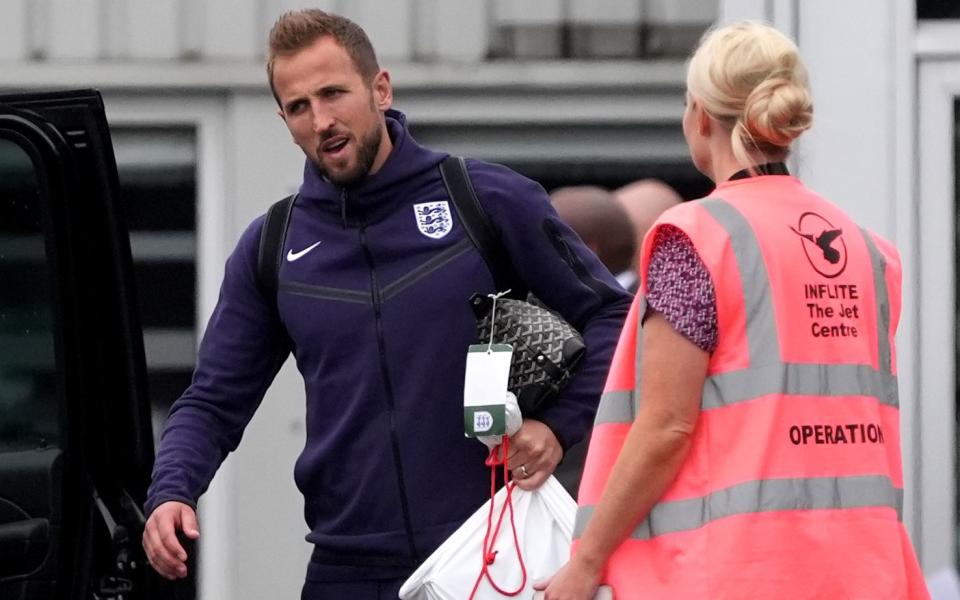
[314,122,383,187]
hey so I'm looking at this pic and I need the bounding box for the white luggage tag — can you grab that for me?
[464,291,513,438]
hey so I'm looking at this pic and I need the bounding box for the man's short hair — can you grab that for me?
[266,9,380,105]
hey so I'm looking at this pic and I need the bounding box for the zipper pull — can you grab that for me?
[339,188,348,228]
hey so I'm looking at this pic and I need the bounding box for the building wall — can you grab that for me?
[0,0,718,63]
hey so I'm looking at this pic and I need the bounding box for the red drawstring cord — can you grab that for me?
[468,436,528,599]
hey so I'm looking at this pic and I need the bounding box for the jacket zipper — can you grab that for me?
[352,192,420,564]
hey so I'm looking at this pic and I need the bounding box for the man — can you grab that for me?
[614,178,682,251]
[142,9,631,598]
[551,185,638,294]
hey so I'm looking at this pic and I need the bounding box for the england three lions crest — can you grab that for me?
[413,201,453,239]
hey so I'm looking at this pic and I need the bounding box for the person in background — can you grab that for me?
[538,20,928,600]
[551,185,638,293]
[549,185,637,500]
[614,179,681,272]
[141,9,631,599]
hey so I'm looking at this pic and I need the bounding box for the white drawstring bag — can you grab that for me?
[399,475,576,600]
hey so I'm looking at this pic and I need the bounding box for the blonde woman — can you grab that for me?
[537,21,928,600]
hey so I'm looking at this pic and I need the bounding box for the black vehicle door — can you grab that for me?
[0,89,158,600]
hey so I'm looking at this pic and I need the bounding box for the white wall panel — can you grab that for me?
[271,0,338,16]
[568,0,641,58]
[770,0,797,37]
[127,0,180,59]
[0,0,29,60]
[178,0,203,58]
[260,0,339,55]
[25,0,49,59]
[719,0,769,22]
[494,0,563,24]
[101,0,126,58]
[494,0,563,58]
[279,0,338,9]
[415,0,489,62]
[340,0,414,62]
[48,0,101,59]
[570,0,641,23]
[645,0,717,24]
[203,0,259,59]
[794,0,892,235]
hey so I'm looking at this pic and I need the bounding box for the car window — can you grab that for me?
[0,137,58,451]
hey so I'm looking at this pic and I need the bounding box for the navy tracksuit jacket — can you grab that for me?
[146,110,632,582]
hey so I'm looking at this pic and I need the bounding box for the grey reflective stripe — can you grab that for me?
[701,362,899,409]
[594,390,637,425]
[596,361,898,424]
[860,228,896,393]
[574,474,903,541]
[634,295,647,396]
[860,229,891,373]
[702,199,781,365]
[593,296,647,427]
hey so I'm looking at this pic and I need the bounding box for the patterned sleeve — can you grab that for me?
[645,224,718,353]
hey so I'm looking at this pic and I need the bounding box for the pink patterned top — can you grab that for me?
[645,224,718,352]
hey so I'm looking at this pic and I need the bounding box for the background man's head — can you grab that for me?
[550,186,636,275]
[614,179,683,245]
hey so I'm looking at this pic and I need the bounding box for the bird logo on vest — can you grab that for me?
[789,211,848,278]
[413,201,453,239]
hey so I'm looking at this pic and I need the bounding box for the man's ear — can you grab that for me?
[372,69,393,111]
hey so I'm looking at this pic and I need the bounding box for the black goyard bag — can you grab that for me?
[469,293,585,414]
[440,156,586,415]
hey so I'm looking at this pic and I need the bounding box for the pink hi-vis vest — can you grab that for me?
[575,176,929,599]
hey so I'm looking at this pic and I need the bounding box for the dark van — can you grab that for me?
[0,90,173,600]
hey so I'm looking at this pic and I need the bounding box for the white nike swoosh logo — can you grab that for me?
[286,241,322,262]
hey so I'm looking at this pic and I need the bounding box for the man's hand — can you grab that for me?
[507,418,563,490]
[142,500,200,580]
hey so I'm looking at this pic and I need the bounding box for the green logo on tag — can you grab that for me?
[464,404,506,437]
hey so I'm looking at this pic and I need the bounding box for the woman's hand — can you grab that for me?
[534,557,603,600]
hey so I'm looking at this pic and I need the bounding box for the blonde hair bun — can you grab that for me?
[742,74,812,147]
[687,21,813,167]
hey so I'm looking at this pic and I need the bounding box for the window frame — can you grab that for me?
[100,93,233,598]
[0,129,66,452]
[917,38,960,571]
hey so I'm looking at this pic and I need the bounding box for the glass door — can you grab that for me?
[918,55,960,574]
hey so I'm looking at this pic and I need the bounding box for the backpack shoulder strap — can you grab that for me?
[257,194,297,293]
[439,156,522,294]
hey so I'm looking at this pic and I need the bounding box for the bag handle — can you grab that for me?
[439,156,526,297]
